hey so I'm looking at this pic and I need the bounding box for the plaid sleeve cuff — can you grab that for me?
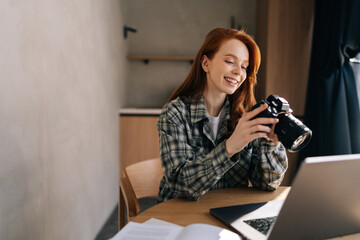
[257,138,281,152]
[210,141,238,175]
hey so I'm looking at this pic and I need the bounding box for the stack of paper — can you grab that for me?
[111,218,241,240]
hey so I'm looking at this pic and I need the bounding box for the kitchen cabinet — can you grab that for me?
[119,109,161,177]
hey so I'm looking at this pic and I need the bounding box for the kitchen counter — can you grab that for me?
[119,108,161,116]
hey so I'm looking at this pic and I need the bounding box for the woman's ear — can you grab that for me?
[201,55,210,73]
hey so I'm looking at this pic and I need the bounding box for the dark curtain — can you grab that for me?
[300,0,360,163]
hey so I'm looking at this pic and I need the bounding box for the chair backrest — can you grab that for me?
[119,157,163,229]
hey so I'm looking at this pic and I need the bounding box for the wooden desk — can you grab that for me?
[131,187,360,239]
[132,187,290,227]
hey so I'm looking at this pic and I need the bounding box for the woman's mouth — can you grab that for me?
[224,77,239,86]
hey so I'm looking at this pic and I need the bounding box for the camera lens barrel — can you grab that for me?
[274,114,312,152]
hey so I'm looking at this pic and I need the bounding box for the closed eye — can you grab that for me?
[225,60,235,64]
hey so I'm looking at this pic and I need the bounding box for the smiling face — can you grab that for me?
[202,39,249,97]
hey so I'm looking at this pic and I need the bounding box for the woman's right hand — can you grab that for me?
[225,103,279,158]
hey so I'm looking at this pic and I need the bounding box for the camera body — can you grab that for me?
[252,95,312,152]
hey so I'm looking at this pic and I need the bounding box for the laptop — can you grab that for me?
[210,154,360,240]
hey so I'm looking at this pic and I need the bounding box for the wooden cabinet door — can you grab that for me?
[119,116,160,177]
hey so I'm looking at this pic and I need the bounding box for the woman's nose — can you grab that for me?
[232,66,241,75]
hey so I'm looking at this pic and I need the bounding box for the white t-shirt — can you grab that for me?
[206,106,225,142]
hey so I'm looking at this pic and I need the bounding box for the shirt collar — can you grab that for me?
[189,96,231,124]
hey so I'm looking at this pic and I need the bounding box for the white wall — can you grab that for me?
[121,0,257,108]
[0,1,257,238]
[0,1,126,239]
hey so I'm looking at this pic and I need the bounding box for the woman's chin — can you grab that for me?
[223,86,239,95]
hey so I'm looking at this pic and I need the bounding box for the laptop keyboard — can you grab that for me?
[244,216,277,235]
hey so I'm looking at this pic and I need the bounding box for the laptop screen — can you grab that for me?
[210,154,360,240]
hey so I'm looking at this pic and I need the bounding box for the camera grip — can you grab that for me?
[251,100,277,127]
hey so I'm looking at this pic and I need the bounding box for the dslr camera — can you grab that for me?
[252,95,312,152]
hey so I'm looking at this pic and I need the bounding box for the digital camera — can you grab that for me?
[252,95,312,152]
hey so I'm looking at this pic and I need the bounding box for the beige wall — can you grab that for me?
[121,0,257,108]
[0,1,126,239]
[0,1,259,238]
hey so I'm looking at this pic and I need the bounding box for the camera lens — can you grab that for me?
[275,114,312,152]
[292,135,307,149]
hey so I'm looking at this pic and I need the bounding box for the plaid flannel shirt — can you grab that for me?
[157,96,288,203]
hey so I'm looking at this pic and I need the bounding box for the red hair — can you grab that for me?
[169,28,261,134]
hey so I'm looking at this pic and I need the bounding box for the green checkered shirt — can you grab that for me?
[157,96,288,203]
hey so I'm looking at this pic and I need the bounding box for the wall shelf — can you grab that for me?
[127,55,194,64]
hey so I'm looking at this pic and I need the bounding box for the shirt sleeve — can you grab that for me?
[157,106,237,201]
[247,138,288,191]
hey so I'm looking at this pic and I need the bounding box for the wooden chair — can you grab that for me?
[119,157,163,229]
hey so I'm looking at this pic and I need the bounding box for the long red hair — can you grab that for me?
[168,28,261,134]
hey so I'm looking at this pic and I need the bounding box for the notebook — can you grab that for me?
[210,154,360,240]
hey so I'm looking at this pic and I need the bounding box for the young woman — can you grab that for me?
[157,28,288,203]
